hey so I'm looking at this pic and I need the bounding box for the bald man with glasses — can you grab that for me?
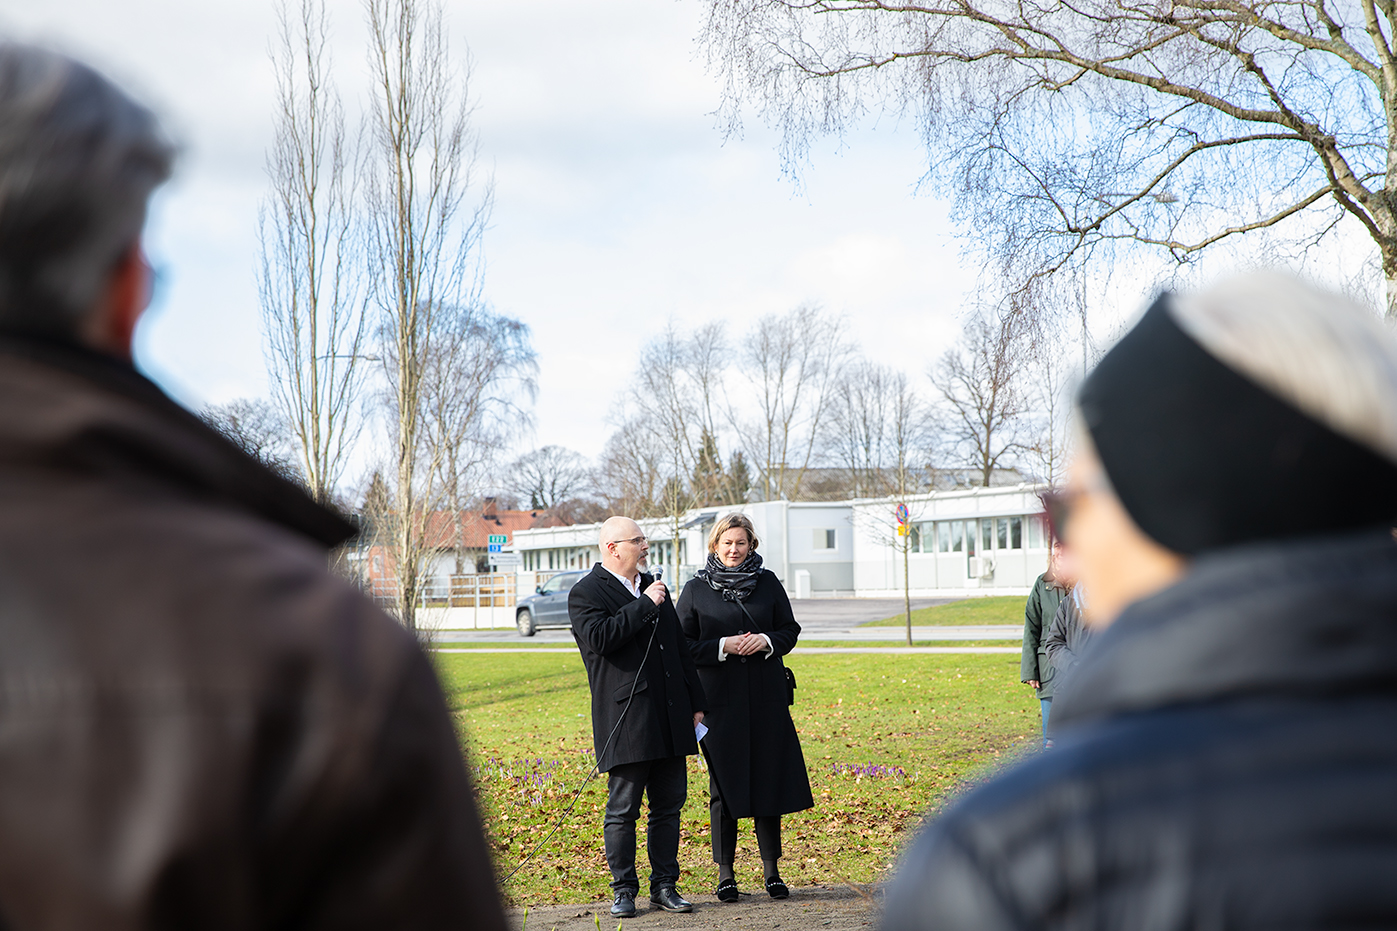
[570,517,708,917]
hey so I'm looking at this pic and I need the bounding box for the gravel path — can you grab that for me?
[510,884,878,931]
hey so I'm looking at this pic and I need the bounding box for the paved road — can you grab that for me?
[435,597,963,643]
[434,596,1024,646]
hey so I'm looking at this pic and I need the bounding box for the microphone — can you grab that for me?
[650,566,666,607]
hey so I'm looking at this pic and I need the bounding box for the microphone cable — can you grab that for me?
[502,596,663,883]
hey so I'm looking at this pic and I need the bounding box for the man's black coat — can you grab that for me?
[569,564,707,772]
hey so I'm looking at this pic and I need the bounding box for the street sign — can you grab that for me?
[488,543,503,553]
[895,503,909,525]
[487,534,507,544]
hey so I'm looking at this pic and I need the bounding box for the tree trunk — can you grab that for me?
[1384,245,1397,320]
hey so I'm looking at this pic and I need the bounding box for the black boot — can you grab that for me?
[650,885,694,913]
[611,890,637,917]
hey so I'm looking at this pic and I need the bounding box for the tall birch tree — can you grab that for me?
[259,0,365,506]
[365,0,491,631]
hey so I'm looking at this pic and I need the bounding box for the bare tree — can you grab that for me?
[701,0,1397,315]
[930,310,1035,487]
[365,0,491,631]
[508,445,594,510]
[259,0,365,505]
[1026,336,1076,488]
[828,361,900,498]
[732,304,846,500]
[618,322,744,575]
[418,304,537,575]
[596,417,669,518]
[203,398,303,482]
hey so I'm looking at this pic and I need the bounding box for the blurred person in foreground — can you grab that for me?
[882,271,1397,929]
[0,45,505,929]
[569,517,707,917]
[1019,538,1072,744]
[677,513,812,903]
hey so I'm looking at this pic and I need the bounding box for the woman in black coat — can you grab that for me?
[677,513,813,903]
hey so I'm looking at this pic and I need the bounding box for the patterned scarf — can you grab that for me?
[696,551,764,602]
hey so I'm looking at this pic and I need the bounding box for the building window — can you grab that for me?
[997,518,1008,550]
[914,522,933,552]
[981,519,993,552]
[813,529,836,550]
[1028,515,1044,549]
[1010,516,1023,549]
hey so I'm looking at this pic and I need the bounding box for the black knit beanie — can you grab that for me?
[1076,295,1397,555]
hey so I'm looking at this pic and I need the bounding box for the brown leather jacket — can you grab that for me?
[0,335,505,930]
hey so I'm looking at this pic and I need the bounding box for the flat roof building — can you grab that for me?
[511,483,1050,598]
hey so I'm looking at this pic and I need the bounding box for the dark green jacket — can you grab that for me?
[1021,574,1070,698]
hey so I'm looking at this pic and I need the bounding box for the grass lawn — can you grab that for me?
[862,595,1026,627]
[436,649,1040,907]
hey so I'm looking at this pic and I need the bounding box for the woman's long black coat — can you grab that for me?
[677,570,814,819]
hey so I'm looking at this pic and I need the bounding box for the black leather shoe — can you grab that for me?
[650,885,694,912]
[612,890,637,917]
[715,877,740,903]
[765,876,789,899]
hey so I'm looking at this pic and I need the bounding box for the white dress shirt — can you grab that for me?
[605,565,642,598]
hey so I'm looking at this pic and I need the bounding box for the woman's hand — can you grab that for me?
[722,633,767,656]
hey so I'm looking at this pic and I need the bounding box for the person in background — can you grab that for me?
[882,271,1397,928]
[1020,538,1073,743]
[0,44,504,928]
[1044,582,1090,676]
[677,513,813,903]
[569,517,707,918]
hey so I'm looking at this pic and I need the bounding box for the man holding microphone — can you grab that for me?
[569,517,707,917]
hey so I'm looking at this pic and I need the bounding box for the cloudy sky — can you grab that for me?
[1,0,996,470]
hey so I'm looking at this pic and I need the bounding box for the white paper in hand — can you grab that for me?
[695,721,709,742]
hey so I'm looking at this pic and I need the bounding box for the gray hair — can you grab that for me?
[1171,271,1397,465]
[0,44,173,336]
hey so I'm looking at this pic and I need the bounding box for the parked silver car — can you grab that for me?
[515,570,587,636]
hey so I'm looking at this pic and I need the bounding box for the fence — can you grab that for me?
[366,573,518,609]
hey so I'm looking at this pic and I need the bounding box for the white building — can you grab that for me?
[511,483,1051,598]
[851,484,1051,596]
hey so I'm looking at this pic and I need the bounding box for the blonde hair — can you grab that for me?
[1171,271,1397,465]
[707,513,759,553]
